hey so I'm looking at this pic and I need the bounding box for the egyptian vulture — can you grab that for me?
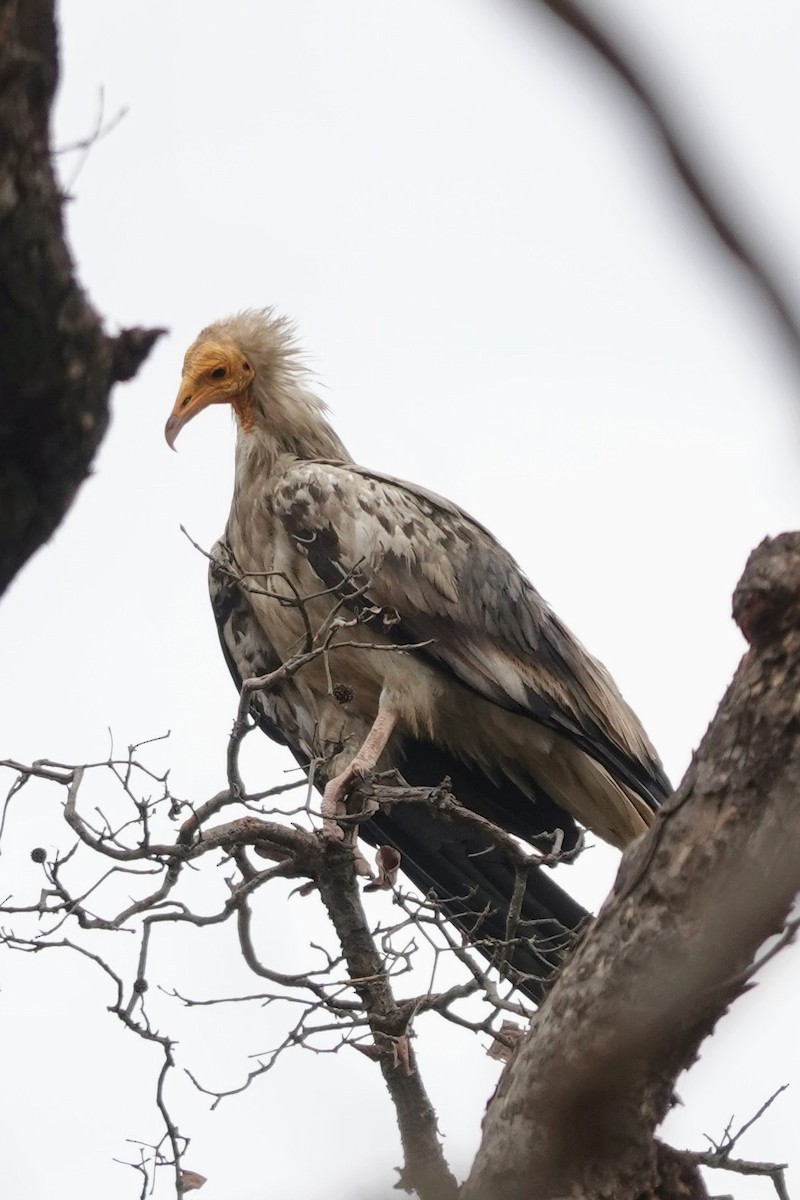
[166,309,670,1002]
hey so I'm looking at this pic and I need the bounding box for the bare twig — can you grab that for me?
[685,1086,791,1200]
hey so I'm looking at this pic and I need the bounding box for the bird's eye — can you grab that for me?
[211,366,226,380]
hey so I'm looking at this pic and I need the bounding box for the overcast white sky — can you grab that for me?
[1,2,799,1197]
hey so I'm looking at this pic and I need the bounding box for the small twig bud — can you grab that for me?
[332,682,354,705]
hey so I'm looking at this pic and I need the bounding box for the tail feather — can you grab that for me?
[361,740,590,1004]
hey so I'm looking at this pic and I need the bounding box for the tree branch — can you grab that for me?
[686,1086,791,1200]
[314,840,459,1200]
[464,532,800,1200]
[0,0,162,596]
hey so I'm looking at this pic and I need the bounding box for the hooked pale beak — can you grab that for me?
[165,376,221,450]
[164,411,183,451]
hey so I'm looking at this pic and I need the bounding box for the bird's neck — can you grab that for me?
[233,385,351,481]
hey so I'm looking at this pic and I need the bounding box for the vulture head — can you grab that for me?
[165,309,344,458]
[165,329,256,447]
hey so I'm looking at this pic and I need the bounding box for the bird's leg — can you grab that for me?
[321,709,398,842]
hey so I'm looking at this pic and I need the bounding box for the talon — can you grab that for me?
[353,848,372,878]
[322,819,346,842]
[321,766,356,840]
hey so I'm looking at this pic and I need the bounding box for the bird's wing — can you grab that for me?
[208,537,589,1004]
[209,538,317,762]
[273,460,670,811]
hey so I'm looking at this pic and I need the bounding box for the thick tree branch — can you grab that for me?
[464,532,800,1200]
[314,841,459,1200]
[0,0,162,597]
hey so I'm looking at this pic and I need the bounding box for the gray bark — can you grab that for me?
[463,533,800,1200]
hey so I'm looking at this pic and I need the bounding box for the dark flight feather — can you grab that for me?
[210,541,590,1003]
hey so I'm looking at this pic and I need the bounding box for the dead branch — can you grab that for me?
[350,774,573,867]
[683,1087,791,1200]
[2,934,190,1193]
[691,1153,790,1200]
[313,841,459,1200]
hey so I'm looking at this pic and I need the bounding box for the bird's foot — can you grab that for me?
[322,819,345,842]
[321,772,351,841]
[321,769,375,878]
[321,761,374,841]
[353,846,372,878]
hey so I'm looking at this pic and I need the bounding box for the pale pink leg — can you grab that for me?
[321,709,398,841]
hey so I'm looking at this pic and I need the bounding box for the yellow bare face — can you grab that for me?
[165,335,255,448]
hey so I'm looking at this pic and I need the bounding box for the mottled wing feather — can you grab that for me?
[274,460,670,811]
[208,538,590,1004]
[209,540,317,761]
